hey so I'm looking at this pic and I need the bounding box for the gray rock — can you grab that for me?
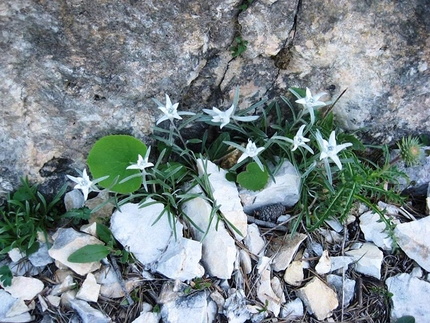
[0,290,33,323]
[159,281,214,323]
[256,257,282,316]
[394,216,430,272]
[240,160,301,214]
[386,273,430,323]
[268,233,307,272]
[243,224,265,256]
[28,242,54,267]
[64,190,85,211]
[280,298,304,320]
[223,289,252,323]
[345,243,383,280]
[327,274,355,307]
[62,291,111,323]
[3,276,44,301]
[359,210,396,250]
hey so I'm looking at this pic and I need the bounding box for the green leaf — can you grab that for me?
[67,244,110,263]
[237,162,269,191]
[396,316,415,323]
[96,223,113,245]
[0,265,12,287]
[87,135,148,193]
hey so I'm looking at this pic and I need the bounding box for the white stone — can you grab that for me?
[159,281,212,323]
[269,233,307,271]
[38,294,49,312]
[8,249,24,263]
[48,228,104,276]
[243,224,265,256]
[296,277,339,321]
[46,295,61,307]
[317,228,344,244]
[156,238,204,281]
[359,210,395,250]
[0,290,33,322]
[315,250,331,275]
[50,275,76,296]
[394,216,430,272]
[345,243,383,279]
[196,159,248,240]
[61,291,111,323]
[239,249,252,274]
[325,218,344,232]
[110,201,182,266]
[28,242,54,267]
[3,276,44,301]
[94,265,140,299]
[256,257,281,316]
[223,289,251,323]
[239,160,300,213]
[271,276,286,304]
[280,298,304,319]
[182,186,236,279]
[64,189,85,211]
[76,273,100,303]
[327,274,356,307]
[330,256,354,272]
[80,222,98,237]
[132,303,160,323]
[386,273,430,323]
[283,260,304,286]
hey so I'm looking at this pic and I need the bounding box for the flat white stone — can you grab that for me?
[222,289,251,323]
[46,295,61,307]
[94,265,140,299]
[196,159,247,240]
[50,275,76,296]
[283,260,304,286]
[243,224,265,256]
[239,249,252,274]
[110,201,182,266]
[359,210,395,250]
[394,216,430,272]
[48,228,104,276]
[61,291,111,323]
[345,243,383,279]
[64,189,85,210]
[131,311,160,323]
[156,238,204,281]
[271,276,286,304]
[239,160,300,213]
[0,290,32,322]
[280,298,304,319]
[315,250,331,275]
[256,257,281,316]
[330,256,354,272]
[182,186,236,279]
[76,273,100,303]
[28,242,54,267]
[8,249,24,263]
[296,277,339,321]
[327,274,356,307]
[3,276,44,301]
[159,281,212,323]
[269,233,307,271]
[386,273,430,323]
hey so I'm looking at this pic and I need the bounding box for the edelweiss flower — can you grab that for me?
[225,139,265,171]
[126,147,154,191]
[155,94,195,125]
[203,104,259,129]
[66,169,95,201]
[272,124,314,154]
[316,130,352,170]
[295,87,327,124]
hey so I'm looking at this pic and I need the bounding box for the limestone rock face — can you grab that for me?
[1,0,428,189]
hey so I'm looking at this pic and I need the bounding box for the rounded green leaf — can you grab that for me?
[87,135,148,193]
[237,162,269,191]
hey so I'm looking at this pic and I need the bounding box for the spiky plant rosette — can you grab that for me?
[397,136,422,166]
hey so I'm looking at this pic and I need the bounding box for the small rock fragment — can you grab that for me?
[0,289,33,322]
[345,243,383,279]
[94,265,140,299]
[283,260,304,286]
[131,303,160,323]
[28,242,54,267]
[76,273,100,303]
[280,298,304,319]
[359,210,395,250]
[50,275,76,296]
[327,274,356,307]
[239,250,252,274]
[61,291,111,323]
[386,273,430,323]
[256,257,281,316]
[64,190,85,211]
[315,250,331,275]
[394,216,430,272]
[244,224,265,256]
[269,233,307,271]
[3,276,44,301]
[223,289,251,323]
[296,277,339,321]
[329,256,354,273]
[48,228,104,276]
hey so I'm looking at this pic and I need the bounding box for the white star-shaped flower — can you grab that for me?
[292,125,314,154]
[66,169,94,201]
[225,139,265,171]
[126,147,154,191]
[295,87,327,124]
[155,94,195,125]
[316,130,352,170]
[203,104,259,129]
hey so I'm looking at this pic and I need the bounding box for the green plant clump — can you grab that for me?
[0,177,67,256]
[66,85,409,261]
